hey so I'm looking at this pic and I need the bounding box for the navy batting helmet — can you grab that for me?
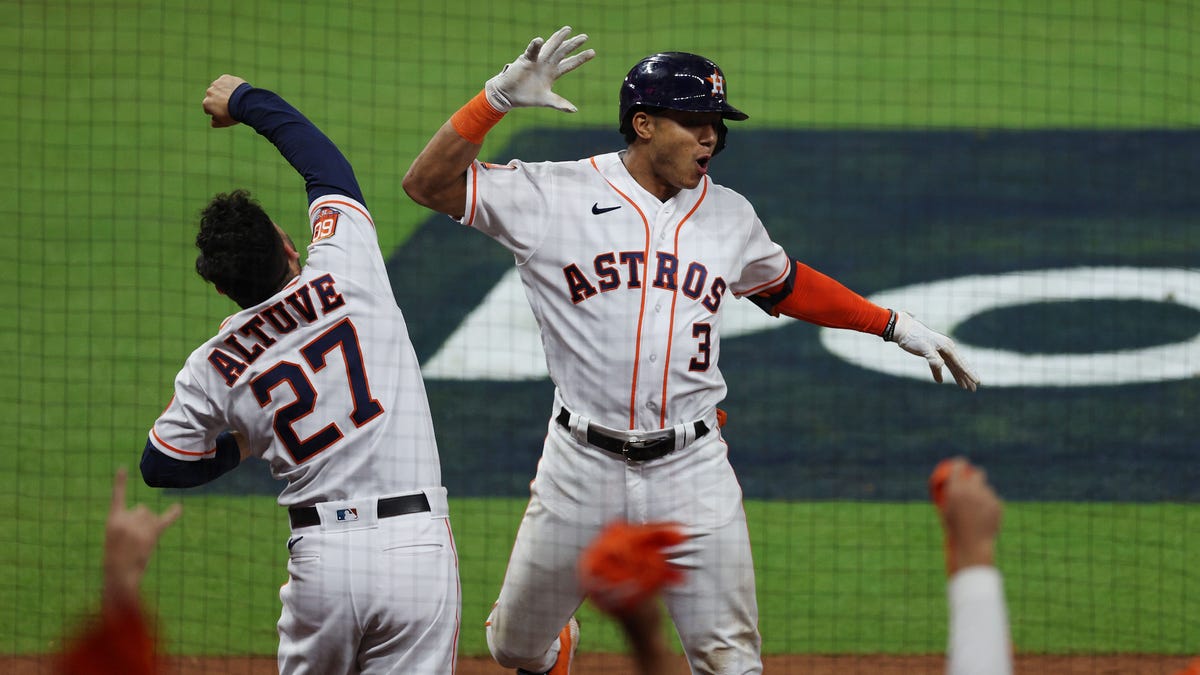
[619,52,748,151]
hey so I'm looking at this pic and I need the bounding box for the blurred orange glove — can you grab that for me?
[1173,658,1200,675]
[578,521,689,616]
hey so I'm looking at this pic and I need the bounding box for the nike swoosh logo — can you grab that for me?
[591,203,621,215]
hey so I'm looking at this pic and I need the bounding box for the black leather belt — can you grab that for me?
[288,492,430,529]
[555,407,709,462]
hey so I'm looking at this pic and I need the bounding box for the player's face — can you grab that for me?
[640,110,721,200]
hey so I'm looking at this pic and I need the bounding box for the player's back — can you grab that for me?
[152,194,441,506]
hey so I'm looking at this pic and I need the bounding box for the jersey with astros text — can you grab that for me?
[462,151,790,432]
[149,195,442,506]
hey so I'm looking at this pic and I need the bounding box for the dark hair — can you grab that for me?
[195,190,291,309]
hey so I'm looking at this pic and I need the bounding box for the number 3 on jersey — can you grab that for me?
[250,318,384,463]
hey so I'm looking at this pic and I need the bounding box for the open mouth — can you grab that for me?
[697,156,711,172]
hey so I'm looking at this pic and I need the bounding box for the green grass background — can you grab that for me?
[3,0,1198,658]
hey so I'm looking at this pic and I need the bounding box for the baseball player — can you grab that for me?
[403,27,979,675]
[140,75,460,674]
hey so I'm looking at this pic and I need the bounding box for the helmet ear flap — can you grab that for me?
[714,120,728,156]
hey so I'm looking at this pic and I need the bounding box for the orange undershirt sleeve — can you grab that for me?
[756,259,892,336]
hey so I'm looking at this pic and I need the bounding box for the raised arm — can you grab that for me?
[930,458,1012,675]
[61,469,182,675]
[202,74,365,205]
[402,26,594,219]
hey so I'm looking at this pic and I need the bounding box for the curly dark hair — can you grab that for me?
[195,190,291,309]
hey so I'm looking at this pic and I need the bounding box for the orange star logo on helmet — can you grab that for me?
[706,70,725,97]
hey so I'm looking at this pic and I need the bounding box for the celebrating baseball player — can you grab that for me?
[403,26,979,675]
[140,75,460,674]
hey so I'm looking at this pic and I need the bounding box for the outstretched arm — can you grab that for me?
[752,259,980,391]
[202,74,365,205]
[402,26,594,219]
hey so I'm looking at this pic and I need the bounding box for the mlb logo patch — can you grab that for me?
[336,508,359,522]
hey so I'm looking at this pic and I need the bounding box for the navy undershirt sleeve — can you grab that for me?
[227,82,365,206]
[140,431,243,488]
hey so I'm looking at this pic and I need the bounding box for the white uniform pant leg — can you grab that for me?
[486,492,597,672]
[358,515,460,675]
[277,512,460,675]
[278,529,355,675]
[662,505,762,675]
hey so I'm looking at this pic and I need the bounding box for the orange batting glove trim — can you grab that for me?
[450,90,506,145]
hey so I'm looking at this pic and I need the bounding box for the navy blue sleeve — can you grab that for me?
[140,431,243,489]
[227,82,365,206]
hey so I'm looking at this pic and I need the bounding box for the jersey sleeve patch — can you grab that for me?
[311,206,340,243]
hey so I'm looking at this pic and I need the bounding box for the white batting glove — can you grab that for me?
[484,26,595,113]
[889,311,981,391]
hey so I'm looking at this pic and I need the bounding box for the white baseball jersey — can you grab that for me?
[463,151,790,431]
[470,151,785,674]
[149,195,443,506]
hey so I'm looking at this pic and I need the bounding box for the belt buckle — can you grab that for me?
[622,435,664,462]
[623,436,652,449]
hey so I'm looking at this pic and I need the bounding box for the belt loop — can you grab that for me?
[673,422,690,452]
[568,409,589,445]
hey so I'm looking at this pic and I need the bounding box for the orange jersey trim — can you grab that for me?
[739,258,792,297]
[150,427,216,458]
[590,156,653,430]
[309,198,375,231]
[658,178,709,427]
[464,163,480,227]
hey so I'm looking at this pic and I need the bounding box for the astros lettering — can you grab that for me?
[207,273,347,386]
[562,250,727,312]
